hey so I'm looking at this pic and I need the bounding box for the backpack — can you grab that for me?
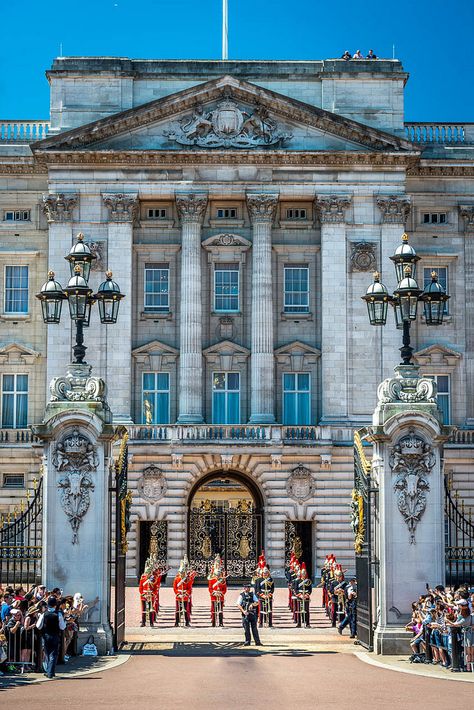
[82,635,98,656]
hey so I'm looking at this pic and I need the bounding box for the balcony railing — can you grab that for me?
[405,122,474,144]
[126,424,354,444]
[0,428,39,444]
[0,121,50,143]
[448,429,474,445]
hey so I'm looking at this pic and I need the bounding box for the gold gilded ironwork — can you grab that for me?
[201,534,212,559]
[238,535,250,559]
[351,489,365,555]
[292,535,303,559]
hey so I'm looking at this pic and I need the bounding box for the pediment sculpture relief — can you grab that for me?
[164,99,292,148]
[137,465,167,504]
[286,464,314,504]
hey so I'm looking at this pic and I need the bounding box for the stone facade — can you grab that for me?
[0,58,473,582]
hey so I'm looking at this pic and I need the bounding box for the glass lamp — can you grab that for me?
[362,272,390,325]
[36,271,65,324]
[390,232,420,283]
[95,271,125,324]
[422,271,449,325]
[63,265,94,321]
[65,233,96,283]
[393,265,422,323]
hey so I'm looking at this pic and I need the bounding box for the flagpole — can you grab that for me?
[222,0,228,60]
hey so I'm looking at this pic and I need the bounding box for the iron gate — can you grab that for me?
[0,476,42,587]
[189,506,262,580]
[352,430,374,651]
[110,434,131,648]
[445,478,474,586]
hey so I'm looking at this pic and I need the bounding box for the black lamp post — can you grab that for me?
[36,233,125,365]
[362,233,449,365]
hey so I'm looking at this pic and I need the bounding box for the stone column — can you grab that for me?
[175,193,208,424]
[42,193,78,390]
[247,194,279,424]
[376,195,411,379]
[102,193,138,423]
[317,195,351,423]
[33,365,115,653]
[460,206,474,424]
[370,365,449,654]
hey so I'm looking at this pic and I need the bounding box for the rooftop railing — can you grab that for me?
[0,121,50,143]
[405,122,474,144]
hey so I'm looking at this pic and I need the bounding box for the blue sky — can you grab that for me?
[0,0,473,121]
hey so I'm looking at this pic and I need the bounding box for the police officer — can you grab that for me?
[237,583,262,646]
[36,595,66,679]
[338,577,357,638]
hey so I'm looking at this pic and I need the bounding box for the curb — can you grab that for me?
[354,651,474,683]
[4,653,131,685]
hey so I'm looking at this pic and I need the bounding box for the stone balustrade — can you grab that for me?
[448,429,474,445]
[404,122,474,144]
[0,121,50,142]
[0,428,39,444]
[126,424,354,445]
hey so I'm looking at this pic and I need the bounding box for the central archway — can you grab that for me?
[187,470,264,582]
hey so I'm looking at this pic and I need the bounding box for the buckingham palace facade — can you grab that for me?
[1,57,473,582]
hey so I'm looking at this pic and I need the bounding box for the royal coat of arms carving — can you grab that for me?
[137,465,167,504]
[286,464,314,504]
[165,99,292,148]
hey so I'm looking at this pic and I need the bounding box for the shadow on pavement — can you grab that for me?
[123,641,337,657]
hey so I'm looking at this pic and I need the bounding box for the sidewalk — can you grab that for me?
[0,653,130,687]
[355,651,474,684]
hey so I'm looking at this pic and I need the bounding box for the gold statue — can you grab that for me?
[143,398,153,425]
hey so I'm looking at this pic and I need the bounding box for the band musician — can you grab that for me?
[255,566,274,627]
[207,554,227,627]
[139,558,163,627]
[173,556,196,627]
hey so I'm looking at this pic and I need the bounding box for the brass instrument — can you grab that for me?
[259,578,273,626]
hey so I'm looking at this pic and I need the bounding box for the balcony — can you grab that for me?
[126,424,354,445]
[0,121,50,143]
[405,122,474,144]
[0,428,39,444]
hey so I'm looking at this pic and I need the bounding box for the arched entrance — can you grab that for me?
[187,471,263,582]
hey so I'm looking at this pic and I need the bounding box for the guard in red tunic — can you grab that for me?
[207,554,227,627]
[173,556,196,627]
[139,558,162,627]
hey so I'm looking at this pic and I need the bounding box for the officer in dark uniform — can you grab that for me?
[294,563,312,628]
[237,583,262,646]
[35,595,66,679]
[338,578,357,638]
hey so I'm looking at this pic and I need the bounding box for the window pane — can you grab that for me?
[2,393,14,428]
[213,391,226,423]
[5,266,28,313]
[155,373,169,391]
[227,392,240,424]
[227,373,240,391]
[16,375,28,392]
[16,393,28,427]
[297,392,311,425]
[142,393,156,424]
[213,373,226,390]
[215,265,239,311]
[143,373,155,390]
[297,373,310,391]
[3,374,14,392]
[283,392,297,425]
[283,373,295,390]
[144,266,169,311]
[155,392,169,424]
[436,375,449,394]
[438,394,450,424]
[284,267,309,312]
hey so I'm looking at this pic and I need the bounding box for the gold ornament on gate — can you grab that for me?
[201,534,212,559]
[238,535,250,559]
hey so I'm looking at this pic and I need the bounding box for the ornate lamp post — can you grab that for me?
[36,233,125,364]
[362,233,449,364]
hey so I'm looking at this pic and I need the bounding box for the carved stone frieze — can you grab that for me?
[102,193,139,222]
[460,205,474,232]
[175,193,208,224]
[376,195,411,224]
[316,195,351,223]
[377,365,437,405]
[221,454,233,471]
[286,464,314,504]
[217,316,234,340]
[171,453,183,470]
[271,454,282,470]
[42,193,78,223]
[165,99,292,149]
[246,193,279,223]
[215,234,248,246]
[389,429,436,543]
[87,241,106,271]
[52,429,99,544]
[137,464,167,504]
[350,242,377,272]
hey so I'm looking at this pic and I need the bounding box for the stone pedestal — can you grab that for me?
[33,363,116,654]
[370,364,449,654]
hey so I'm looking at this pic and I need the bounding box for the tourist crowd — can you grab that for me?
[0,583,96,676]
[407,583,474,672]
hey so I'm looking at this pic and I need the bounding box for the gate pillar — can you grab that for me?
[33,364,116,654]
[369,364,450,655]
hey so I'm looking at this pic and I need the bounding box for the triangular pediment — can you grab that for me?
[203,340,250,357]
[0,342,40,365]
[414,343,461,367]
[203,339,250,369]
[33,75,414,155]
[132,339,178,369]
[275,340,321,369]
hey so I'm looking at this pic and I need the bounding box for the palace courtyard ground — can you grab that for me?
[2,588,473,708]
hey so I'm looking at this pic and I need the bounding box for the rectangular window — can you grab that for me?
[142,372,170,424]
[4,265,28,314]
[423,267,448,314]
[285,208,307,220]
[212,372,240,424]
[283,373,311,425]
[426,374,450,423]
[284,266,309,313]
[144,263,169,312]
[423,212,447,225]
[4,210,30,222]
[147,208,168,220]
[1,374,28,429]
[214,263,239,312]
[216,208,237,219]
[2,474,25,489]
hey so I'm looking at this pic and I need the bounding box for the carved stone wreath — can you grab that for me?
[137,464,167,504]
[52,429,99,544]
[389,429,436,543]
[286,464,314,504]
[350,242,377,272]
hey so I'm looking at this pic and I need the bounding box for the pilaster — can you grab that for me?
[247,193,279,424]
[102,193,138,423]
[317,195,351,423]
[175,193,208,424]
[460,205,474,423]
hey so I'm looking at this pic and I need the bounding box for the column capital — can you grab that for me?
[42,193,78,223]
[175,193,208,224]
[102,193,139,222]
[376,194,411,224]
[316,194,351,224]
[246,193,279,223]
[460,205,474,232]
